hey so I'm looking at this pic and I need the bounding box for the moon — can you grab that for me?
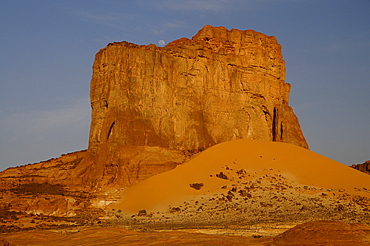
[158,40,165,46]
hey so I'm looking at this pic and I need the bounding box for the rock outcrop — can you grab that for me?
[89,25,307,152]
[351,160,370,175]
[72,25,308,188]
[0,26,309,217]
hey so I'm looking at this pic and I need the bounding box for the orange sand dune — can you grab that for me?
[112,139,370,213]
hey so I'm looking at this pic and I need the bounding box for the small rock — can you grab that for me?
[189,183,204,190]
[216,172,228,180]
[239,190,252,198]
[169,207,181,213]
[138,210,147,216]
[226,195,233,202]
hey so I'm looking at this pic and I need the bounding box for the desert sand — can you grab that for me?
[2,221,370,245]
[1,139,370,245]
[111,139,370,214]
[0,226,271,245]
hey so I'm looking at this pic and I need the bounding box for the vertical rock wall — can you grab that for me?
[80,25,308,188]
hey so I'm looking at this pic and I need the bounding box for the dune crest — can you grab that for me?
[112,139,370,214]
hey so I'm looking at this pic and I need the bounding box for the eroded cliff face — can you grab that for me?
[89,25,307,153]
[77,25,308,188]
[1,25,308,192]
[0,25,309,218]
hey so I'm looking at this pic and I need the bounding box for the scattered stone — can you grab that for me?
[335,204,345,211]
[169,207,181,213]
[226,195,233,202]
[238,190,252,198]
[137,210,147,216]
[260,202,273,207]
[216,172,228,180]
[189,183,204,190]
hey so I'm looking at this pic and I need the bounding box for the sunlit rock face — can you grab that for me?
[0,26,308,194]
[89,25,307,154]
[77,25,308,188]
[0,26,310,218]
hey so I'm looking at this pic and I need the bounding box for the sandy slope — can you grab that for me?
[111,139,370,213]
[2,140,370,245]
[3,221,370,246]
[1,227,271,245]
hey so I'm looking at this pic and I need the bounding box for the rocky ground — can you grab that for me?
[107,164,370,229]
[0,226,272,246]
[1,141,370,244]
[1,176,370,245]
[1,164,370,233]
[1,221,370,245]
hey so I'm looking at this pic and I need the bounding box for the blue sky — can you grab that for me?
[1,0,369,171]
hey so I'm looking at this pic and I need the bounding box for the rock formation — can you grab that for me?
[0,26,309,217]
[351,160,370,175]
[72,25,308,188]
[89,25,307,152]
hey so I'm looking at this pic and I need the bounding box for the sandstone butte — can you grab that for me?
[0,25,308,205]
